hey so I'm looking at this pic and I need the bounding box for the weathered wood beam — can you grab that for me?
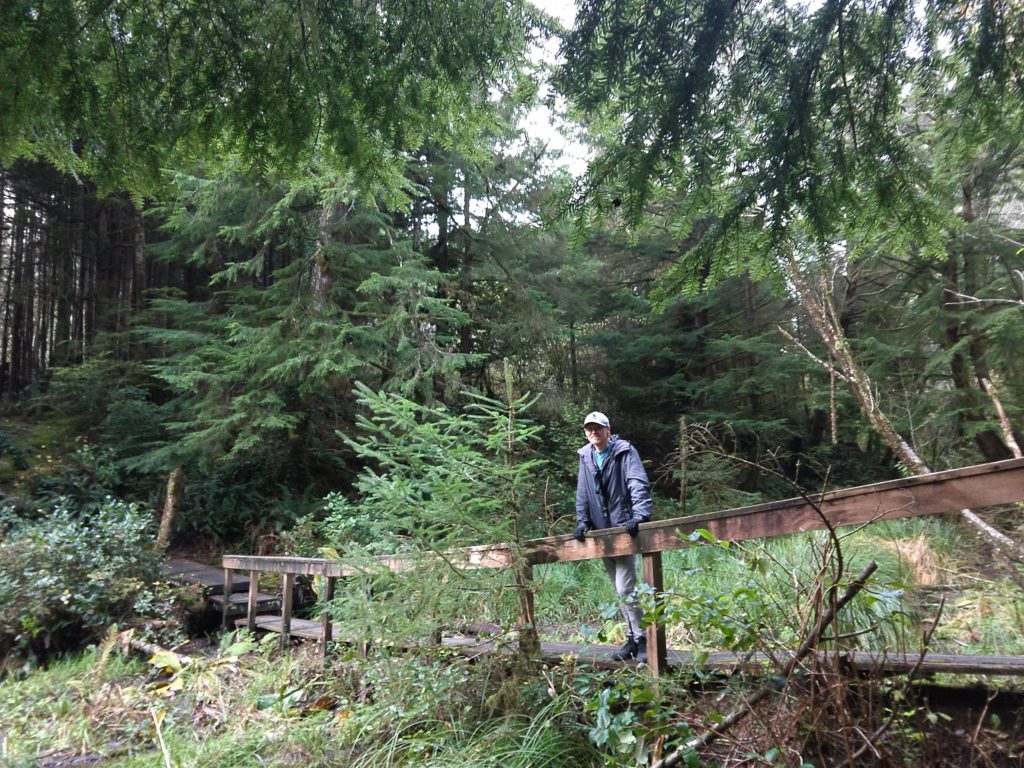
[223,458,1024,579]
[281,572,295,650]
[321,576,336,661]
[221,568,233,630]
[223,542,515,578]
[525,457,1024,565]
[247,569,259,633]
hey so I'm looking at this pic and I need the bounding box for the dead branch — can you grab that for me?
[652,561,879,768]
[981,377,1023,459]
[119,628,193,664]
[777,324,847,381]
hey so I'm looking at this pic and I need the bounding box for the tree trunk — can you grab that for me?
[940,247,1012,461]
[155,467,184,552]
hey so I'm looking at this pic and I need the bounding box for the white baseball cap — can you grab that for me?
[583,411,610,428]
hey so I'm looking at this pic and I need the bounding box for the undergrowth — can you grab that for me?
[3,622,1021,768]
[0,633,603,768]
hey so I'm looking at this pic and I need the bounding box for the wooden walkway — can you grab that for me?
[233,616,1024,676]
[163,557,282,618]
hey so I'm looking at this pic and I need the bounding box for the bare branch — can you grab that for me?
[652,562,879,768]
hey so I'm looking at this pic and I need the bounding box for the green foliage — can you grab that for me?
[315,492,396,557]
[342,383,545,541]
[0,498,166,660]
[575,671,690,765]
[24,442,126,514]
[125,163,487,540]
[553,0,1024,482]
[0,428,29,472]
[317,380,550,646]
[555,0,1022,266]
[0,649,150,763]
[26,359,165,502]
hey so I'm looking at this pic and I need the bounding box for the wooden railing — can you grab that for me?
[223,457,1024,673]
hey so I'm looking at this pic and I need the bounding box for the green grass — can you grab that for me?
[0,635,600,768]
[0,650,149,766]
[530,516,1024,656]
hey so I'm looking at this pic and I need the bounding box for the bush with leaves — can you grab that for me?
[0,498,166,661]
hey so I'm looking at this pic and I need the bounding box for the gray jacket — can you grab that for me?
[575,435,653,530]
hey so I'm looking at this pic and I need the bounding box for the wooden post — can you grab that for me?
[247,569,259,633]
[321,576,336,661]
[641,551,668,676]
[281,572,295,649]
[222,568,233,631]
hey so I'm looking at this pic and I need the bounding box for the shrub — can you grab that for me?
[0,498,166,661]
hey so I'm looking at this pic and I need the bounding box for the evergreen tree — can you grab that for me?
[127,162,476,537]
[2,0,537,196]
[556,0,1024,474]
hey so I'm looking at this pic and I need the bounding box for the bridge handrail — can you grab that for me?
[226,457,1024,574]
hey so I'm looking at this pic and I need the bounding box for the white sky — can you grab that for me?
[519,0,589,175]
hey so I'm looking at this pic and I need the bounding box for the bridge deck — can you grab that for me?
[238,616,1024,676]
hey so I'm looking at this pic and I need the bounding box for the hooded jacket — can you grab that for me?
[575,435,653,531]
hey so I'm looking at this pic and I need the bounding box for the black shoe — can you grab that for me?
[635,636,648,664]
[610,637,638,661]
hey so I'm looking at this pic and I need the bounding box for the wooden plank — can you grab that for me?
[525,458,1024,565]
[693,649,1024,677]
[221,568,233,630]
[223,555,354,577]
[232,616,1024,678]
[247,616,325,641]
[321,576,336,660]
[247,569,259,633]
[208,591,281,615]
[223,544,514,578]
[439,637,1024,676]
[165,558,249,595]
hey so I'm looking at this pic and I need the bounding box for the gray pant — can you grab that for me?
[603,554,643,641]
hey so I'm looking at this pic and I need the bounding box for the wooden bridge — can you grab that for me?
[218,457,1024,677]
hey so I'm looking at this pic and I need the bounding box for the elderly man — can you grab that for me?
[573,411,653,662]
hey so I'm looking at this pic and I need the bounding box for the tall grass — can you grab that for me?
[0,650,149,766]
[338,701,598,768]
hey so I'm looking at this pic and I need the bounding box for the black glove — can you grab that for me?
[624,518,641,537]
[573,523,589,542]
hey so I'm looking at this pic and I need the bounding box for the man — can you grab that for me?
[574,411,653,662]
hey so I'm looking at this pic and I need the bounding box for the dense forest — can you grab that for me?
[2,1,1024,764]
[2,0,1020,543]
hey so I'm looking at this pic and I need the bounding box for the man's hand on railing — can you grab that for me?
[624,518,641,537]
[573,523,590,542]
